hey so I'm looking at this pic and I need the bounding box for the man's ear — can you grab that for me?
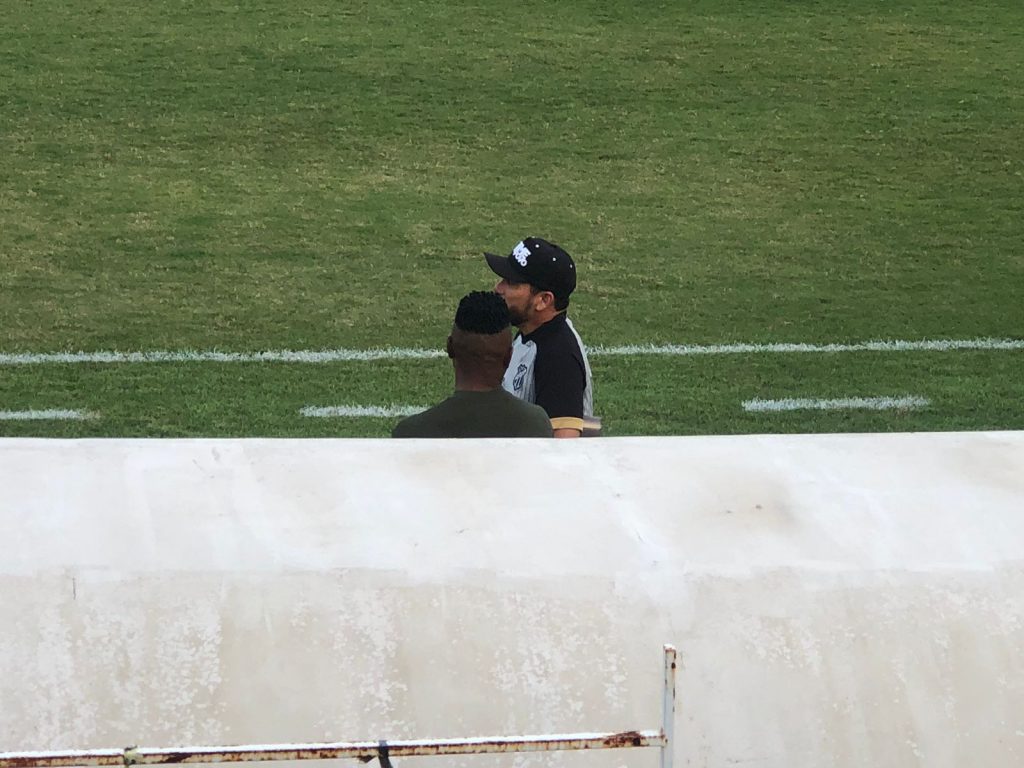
[535,290,555,312]
[502,345,512,369]
[446,335,454,359]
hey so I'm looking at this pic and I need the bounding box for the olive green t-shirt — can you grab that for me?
[392,388,552,438]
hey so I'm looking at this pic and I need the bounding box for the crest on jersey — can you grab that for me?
[513,362,528,392]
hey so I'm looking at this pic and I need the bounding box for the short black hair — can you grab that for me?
[454,291,510,335]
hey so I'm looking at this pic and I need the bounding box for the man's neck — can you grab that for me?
[453,370,503,392]
[518,310,562,336]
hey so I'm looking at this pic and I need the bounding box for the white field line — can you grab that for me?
[743,396,931,413]
[0,409,99,421]
[0,337,1021,366]
[596,337,1023,356]
[0,349,446,365]
[301,405,427,418]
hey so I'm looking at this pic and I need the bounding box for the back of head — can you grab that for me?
[454,290,510,336]
[449,291,513,378]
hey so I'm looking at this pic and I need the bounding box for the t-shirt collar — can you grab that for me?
[520,311,568,343]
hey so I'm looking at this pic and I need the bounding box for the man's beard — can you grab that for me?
[506,306,528,327]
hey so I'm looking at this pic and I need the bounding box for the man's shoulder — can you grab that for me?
[483,388,552,433]
[533,316,586,365]
[392,390,551,438]
[535,314,583,343]
[492,387,550,416]
[390,398,455,438]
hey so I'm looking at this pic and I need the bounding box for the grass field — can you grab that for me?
[2,0,1022,437]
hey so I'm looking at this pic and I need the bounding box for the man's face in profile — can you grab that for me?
[493,278,535,328]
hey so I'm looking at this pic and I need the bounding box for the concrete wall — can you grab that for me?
[2,432,1023,768]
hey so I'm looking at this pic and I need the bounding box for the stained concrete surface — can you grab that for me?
[1,433,1023,767]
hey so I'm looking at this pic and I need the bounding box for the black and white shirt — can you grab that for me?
[502,313,593,432]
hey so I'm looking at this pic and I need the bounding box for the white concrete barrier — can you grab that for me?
[2,432,1023,768]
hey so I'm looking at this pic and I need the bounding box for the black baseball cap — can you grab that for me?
[484,237,577,302]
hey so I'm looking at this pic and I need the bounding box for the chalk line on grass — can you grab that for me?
[301,405,427,418]
[597,337,1024,356]
[0,337,1020,366]
[0,348,446,365]
[743,396,931,413]
[0,409,99,421]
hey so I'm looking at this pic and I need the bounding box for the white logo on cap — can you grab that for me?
[512,241,531,267]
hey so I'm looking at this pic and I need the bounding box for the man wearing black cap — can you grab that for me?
[485,237,594,438]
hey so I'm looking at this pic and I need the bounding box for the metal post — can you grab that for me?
[661,644,677,768]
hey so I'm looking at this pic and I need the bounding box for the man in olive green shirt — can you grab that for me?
[392,292,552,438]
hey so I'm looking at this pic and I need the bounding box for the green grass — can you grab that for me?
[1,350,1021,437]
[2,0,1022,436]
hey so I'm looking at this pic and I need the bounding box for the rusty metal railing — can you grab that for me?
[2,645,677,768]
